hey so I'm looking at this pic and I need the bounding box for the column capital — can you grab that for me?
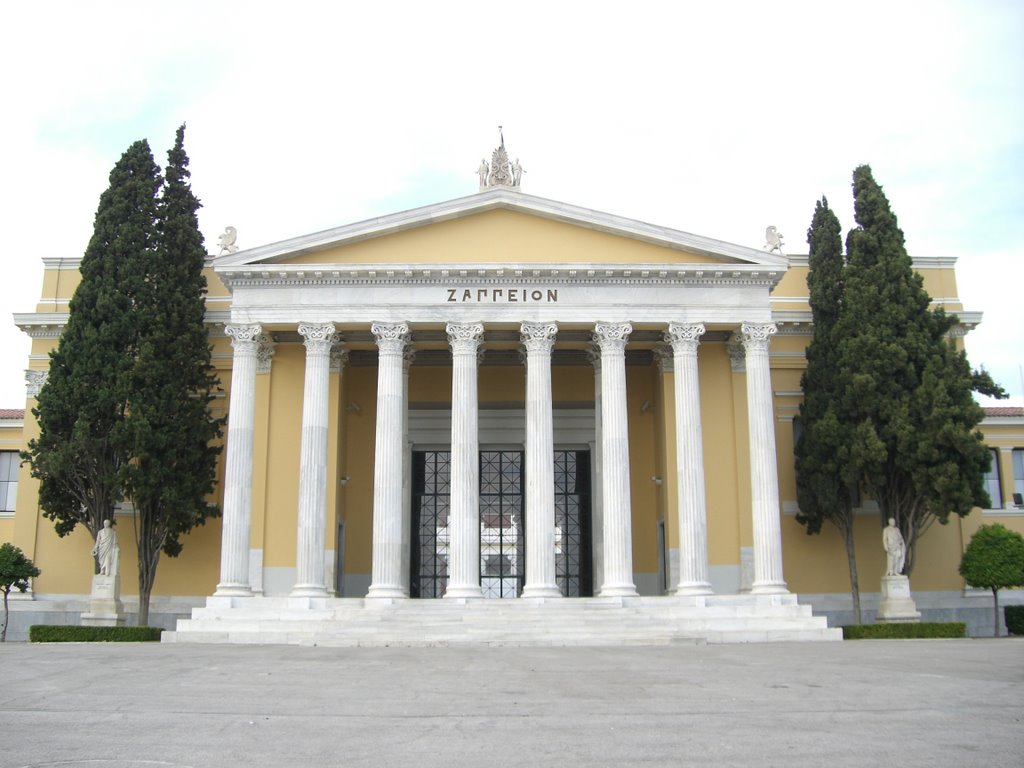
[403,346,417,371]
[652,344,672,373]
[225,323,263,349]
[666,322,706,354]
[593,322,632,353]
[25,369,48,398]
[371,322,410,355]
[298,322,338,355]
[256,333,276,375]
[740,322,777,352]
[521,321,558,353]
[446,321,484,354]
[329,345,349,374]
[587,345,602,371]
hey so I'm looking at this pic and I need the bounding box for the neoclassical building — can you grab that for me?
[3,147,1022,643]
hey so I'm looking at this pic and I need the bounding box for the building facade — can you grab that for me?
[3,159,1023,642]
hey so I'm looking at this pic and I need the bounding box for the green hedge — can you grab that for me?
[1006,606,1024,636]
[29,625,163,643]
[842,622,966,640]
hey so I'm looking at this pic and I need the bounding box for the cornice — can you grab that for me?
[786,254,959,270]
[14,309,235,338]
[217,262,785,290]
[214,187,789,270]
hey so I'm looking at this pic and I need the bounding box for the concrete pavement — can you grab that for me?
[1,639,1021,767]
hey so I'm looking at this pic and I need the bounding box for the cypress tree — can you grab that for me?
[23,141,161,552]
[795,197,863,622]
[834,165,999,575]
[123,125,223,626]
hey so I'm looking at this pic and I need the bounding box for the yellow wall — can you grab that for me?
[283,210,728,267]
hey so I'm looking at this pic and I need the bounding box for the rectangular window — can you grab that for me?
[983,448,1002,509]
[1013,448,1024,507]
[0,451,18,512]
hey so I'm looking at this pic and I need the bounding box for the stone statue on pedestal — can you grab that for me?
[92,519,119,577]
[877,516,920,623]
[883,517,906,576]
[82,519,124,627]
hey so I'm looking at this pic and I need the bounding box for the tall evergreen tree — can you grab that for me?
[23,141,161,551]
[834,165,1000,575]
[123,125,223,626]
[795,197,864,622]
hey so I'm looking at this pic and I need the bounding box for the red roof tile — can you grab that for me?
[984,406,1024,417]
[0,409,25,420]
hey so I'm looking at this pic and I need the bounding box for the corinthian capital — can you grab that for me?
[225,323,262,350]
[520,322,558,354]
[666,322,706,354]
[298,322,338,355]
[446,322,485,355]
[593,322,632,354]
[25,369,48,398]
[740,322,777,352]
[371,322,410,355]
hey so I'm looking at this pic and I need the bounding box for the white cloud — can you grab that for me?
[1,0,1021,406]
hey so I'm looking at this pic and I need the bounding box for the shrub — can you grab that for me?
[842,622,966,639]
[29,625,163,643]
[1005,605,1024,636]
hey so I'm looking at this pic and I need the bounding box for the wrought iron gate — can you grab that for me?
[410,449,591,598]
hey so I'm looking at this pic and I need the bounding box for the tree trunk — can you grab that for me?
[992,587,1001,638]
[842,525,862,625]
[137,549,160,627]
[1,589,9,642]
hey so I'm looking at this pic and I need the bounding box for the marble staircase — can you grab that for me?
[164,594,841,646]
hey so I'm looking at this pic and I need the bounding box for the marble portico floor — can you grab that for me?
[166,593,841,646]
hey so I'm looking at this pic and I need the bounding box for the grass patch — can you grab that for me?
[841,622,966,639]
[29,625,163,643]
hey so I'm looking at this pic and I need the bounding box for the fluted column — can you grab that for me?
[521,322,561,598]
[666,323,713,595]
[588,349,605,592]
[594,322,638,597]
[367,322,410,599]
[741,322,788,594]
[290,322,338,597]
[400,347,415,597]
[216,324,262,596]
[444,321,485,599]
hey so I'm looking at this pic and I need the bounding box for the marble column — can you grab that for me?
[521,322,561,598]
[444,321,485,599]
[588,349,605,592]
[593,322,638,597]
[666,323,713,595]
[290,322,338,598]
[400,347,416,597]
[215,323,262,597]
[741,322,788,594]
[367,322,410,599]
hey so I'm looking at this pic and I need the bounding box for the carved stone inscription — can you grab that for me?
[446,288,559,303]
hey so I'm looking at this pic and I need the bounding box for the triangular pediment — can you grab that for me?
[215,188,786,271]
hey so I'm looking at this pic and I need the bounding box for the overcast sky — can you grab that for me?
[2,1,1021,409]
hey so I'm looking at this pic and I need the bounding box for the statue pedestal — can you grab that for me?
[81,573,125,627]
[877,575,921,623]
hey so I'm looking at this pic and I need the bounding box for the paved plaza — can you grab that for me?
[1,638,1021,767]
